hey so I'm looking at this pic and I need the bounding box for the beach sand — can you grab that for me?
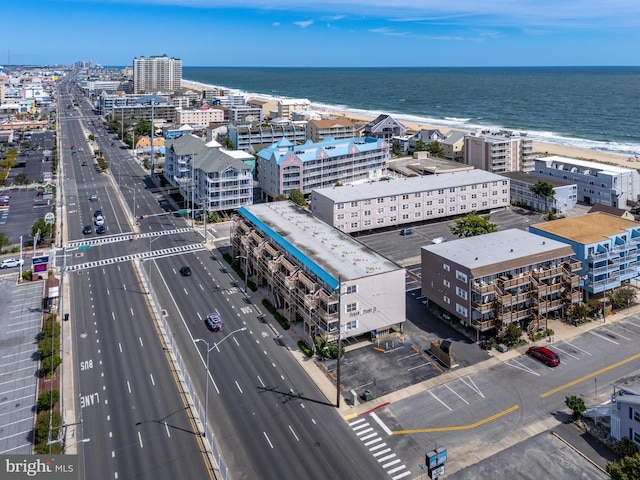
[182,80,636,169]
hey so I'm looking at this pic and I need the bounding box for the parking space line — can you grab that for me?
[610,324,638,337]
[371,412,393,436]
[458,376,485,398]
[561,341,592,356]
[550,345,579,360]
[588,330,620,344]
[504,359,541,376]
[445,384,469,405]
[429,391,452,411]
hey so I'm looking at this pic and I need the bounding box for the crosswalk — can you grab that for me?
[349,416,411,479]
[67,227,192,249]
[64,243,205,272]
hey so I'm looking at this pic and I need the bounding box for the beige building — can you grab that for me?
[306,118,357,142]
[176,107,225,126]
[277,98,310,119]
[464,130,535,173]
[231,202,407,345]
[421,229,582,340]
[311,170,510,234]
[133,55,182,94]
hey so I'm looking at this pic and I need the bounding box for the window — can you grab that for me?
[415,203,421,208]
[438,198,445,204]
[350,222,358,228]
[402,194,409,200]
[351,201,358,207]
[364,199,371,205]
[337,203,344,210]
[450,187,456,193]
[346,303,357,313]
[346,284,357,294]
[377,198,384,204]
[402,214,409,220]
[456,286,468,300]
[438,189,445,194]
[390,206,397,212]
[443,263,450,271]
[414,212,421,218]
[364,220,372,226]
[364,210,371,216]
[402,204,409,210]
[456,271,468,283]
[415,193,421,198]
[336,213,344,220]
[346,320,357,330]
[456,304,468,317]
[426,200,433,206]
[449,206,456,212]
[390,215,397,221]
[390,196,397,201]
[450,197,456,202]
[377,208,385,214]
[443,279,450,287]
[350,212,358,218]
[443,295,451,304]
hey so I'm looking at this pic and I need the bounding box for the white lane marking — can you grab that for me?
[165,422,170,437]
[127,381,131,393]
[138,431,143,448]
[107,288,110,296]
[383,459,402,469]
[379,454,397,464]
[356,427,374,436]
[365,437,382,446]
[139,337,144,347]
[111,312,115,320]
[551,345,579,360]
[288,425,300,441]
[235,381,243,393]
[199,284,204,291]
[257,376,265,387]
[349,418,366,427]
[445,384,469,405]
[616,323,640,336]
[562,341,592,356]
[391,469,412,478]
[370,411,393,436]
[311,418,316,424]
[150,374,155,386]
[429,391,452,411]
[370,442,388,452]
[459,375,485,398]
[184,288,188,296]
[130,307,134,316]
[263,432,274,448]
[505,359,540,376]
[373,448,392,457]
[352,422,370,431]
[234,338,240,346]
[118,343,122,353]
[360,433,377,441]
[601,326,631,341]
[589,330,620,344]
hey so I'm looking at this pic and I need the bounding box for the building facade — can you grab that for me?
[363,114,406,140]
[133,55,182,94]
[311,170,510,234]
[176,107,225,126]
[164,134,254,213]
[306,118,357,142]
[257,136,390,200]
[529,212,640,297]
[534,156,640,208]
[464,130,535,173]
[277,98,310,119]
[501,171,577,213]
[231,202,406,345]
[421,229,582,339]
[227,122,308,153]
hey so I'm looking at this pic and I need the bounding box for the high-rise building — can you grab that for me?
[133,55,182,94]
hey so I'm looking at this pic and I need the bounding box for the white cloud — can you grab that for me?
[273,22,280,27]
[294,19,314,28]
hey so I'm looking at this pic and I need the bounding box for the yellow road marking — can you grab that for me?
[540,352,640,398]
[393,405,519,434]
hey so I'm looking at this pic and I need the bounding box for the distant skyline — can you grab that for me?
[5,0,640,68]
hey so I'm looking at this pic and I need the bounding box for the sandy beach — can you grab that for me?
[182,80,636,169]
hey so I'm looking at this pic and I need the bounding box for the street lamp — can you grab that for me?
[121,185,137,222]
[194,327,247,437]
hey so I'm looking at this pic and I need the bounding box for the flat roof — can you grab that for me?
[313,170,505,203]
[537,155,634,175]
[501,171,574,187]
[239,202,402,287]
[530,212,640,244]
[422,228,575,271]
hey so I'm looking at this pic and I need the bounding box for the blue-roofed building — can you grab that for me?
[256,136,390,201]
[232,202,406,344]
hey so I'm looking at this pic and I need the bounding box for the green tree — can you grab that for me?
[0,232,10,250]
[14,172,29,184]
[34,411,62,453]
[609,287,637,311]
[449,211,497,238]
[500,323,522,347]
[37,390,60,412]
[530,180,555,213]
[273,194,288,202]
[426,141,445,158]
[134,119,151,138]
[41,355,62,378]
[288,189,307,207]
[32,218,53,240]
[615,437,640,458]
[565,395,586,420]
[414,140,429,152]
[224,137,235,149]
[571,302,593,325]
[607,453,640,480]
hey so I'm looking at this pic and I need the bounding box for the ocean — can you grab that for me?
[181,67,640,157]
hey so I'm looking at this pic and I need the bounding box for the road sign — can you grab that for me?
[177,209,189,214]
[44,212,55,225]
[78,245,91,251]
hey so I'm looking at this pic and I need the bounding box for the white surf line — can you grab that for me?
[505,359,541,376]
[429,391,452,411]
[562,341,592,356]
[370,412,393,436]
[588,330,620,344]
[459,375,486,398]
[600,327,631,341]
[444,384,469,405]
[550,345,580,360]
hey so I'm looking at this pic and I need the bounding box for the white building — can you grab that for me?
[534,156,640,208]
[311,170,510,233]
[277,98,310,119]
[257,136,390,200]
[231,201,406,344]
[501,171,577,213]
[133,55,182,94]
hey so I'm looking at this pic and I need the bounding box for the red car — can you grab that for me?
[527,346,560,367]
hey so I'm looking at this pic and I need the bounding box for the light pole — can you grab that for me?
[194,327,247,437]
[121,185,137,222]
[147,235,164,293]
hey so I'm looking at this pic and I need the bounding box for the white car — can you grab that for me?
[1,258,25,269]
[95,215,105,226]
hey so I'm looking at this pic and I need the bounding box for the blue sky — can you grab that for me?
[4,0,640,67]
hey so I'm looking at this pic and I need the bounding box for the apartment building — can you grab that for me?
[133,55,182,94]
[176,107,225,126]
[311,170,510,234]
[227,104,264,124]
[363,114,406,140]
[164,134,254,213]
[231,202,406,344]
[501,171,577,213]
[306,118,357,142]
[534,156,640,208]
[421,229,582,340]
[227,122,308,153]
[277,98,310,119]
[464,130,535,173]
[529,212,640,297]
[257,136,390,200]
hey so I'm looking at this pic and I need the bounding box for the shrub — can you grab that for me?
[37,390,60,412]
[565,395,586,420]
[41,355,62,378]
[615,436,640,458]
[298,340,313,357]
[34,411,62,453]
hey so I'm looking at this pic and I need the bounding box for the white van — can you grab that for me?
[431,236,448,244]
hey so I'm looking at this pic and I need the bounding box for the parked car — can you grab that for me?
[1,258,25,269]
[399,228,413,236]
[94,215,105,226]
[527,346,560,367]
[205,310,223,331]
[179,265,192,276]
[82,225,93,235]
[96,225,106,234]
[431,236,448,244]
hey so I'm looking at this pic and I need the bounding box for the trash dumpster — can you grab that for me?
[363,389,373,401]
[497,343,508,353]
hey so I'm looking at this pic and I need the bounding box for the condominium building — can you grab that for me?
[363,114,406,140]
[501,171,577,213]
[231,202,406,344]
[421,229,582,340]
[257,136,390,200]
[306,118,357,142]
[464,130,535,173]
[164,134,254,213]
[133,55,182,94]
[311,170,510,234]
[227,122,308,153]
[534,156,640,208]
[176,107,225,126]
[529,212,640,297]
[277,98,310,119]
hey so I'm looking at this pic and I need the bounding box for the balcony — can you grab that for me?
[497,275,531,290]
[472,318,495,331]
[472,300,494,315]
[497,310,531,323]
[532,265,564,281]
[472,282,494,294]
[497,292,529,308]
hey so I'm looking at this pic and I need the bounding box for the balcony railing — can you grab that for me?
[472,318,495,331]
